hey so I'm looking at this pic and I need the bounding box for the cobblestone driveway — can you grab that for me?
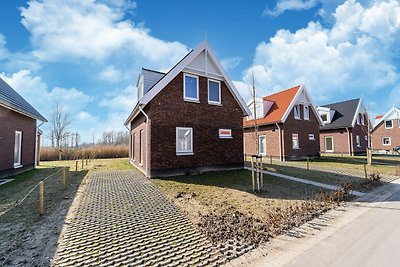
[52,170,224,267]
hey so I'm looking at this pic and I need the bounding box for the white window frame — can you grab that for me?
[356,135,361,147]
[325,136,334,152]
[208,79,221,105]
[139,130,143,166]
[308,133,315,140]
[304,105,310,120]
[292,133,300,149]
[356,114,361,125]
[294,105,301,120]
[258,135,267,156]
[14,131,22,168]
[360,113,365,125]
[385,120,393,129]
[382,137,391,146]
[176,127,194,155]
[183,73,199,102]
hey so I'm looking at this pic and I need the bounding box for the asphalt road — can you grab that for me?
[285,187,400,267]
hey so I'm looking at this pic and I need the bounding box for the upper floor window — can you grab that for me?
[356,114,361,125]
[320,113,328,123]
[385,120,393,129]
[208,79,221,105]
[294,105,301,120]
[356,135,361,147]
[360,113,365,125]
[304,106,310,120]
[183,74,199,102]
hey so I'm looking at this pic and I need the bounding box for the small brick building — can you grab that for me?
[124,41,250,177]
[0,77,47,178]
[318,98,369,155]
[243,85,323,161]
[372,107,400,152]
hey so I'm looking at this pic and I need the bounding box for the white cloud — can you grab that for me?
[243,0,400,105]
[221,56,242,70]
[263,0,319,17]
[0,34,8,60]
[99,65,123,82]
[0,69,92,118]
[99,83,136,112]
[20,0,189,69]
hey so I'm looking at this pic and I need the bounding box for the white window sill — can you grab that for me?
[326,150,334,153]
[383,144,391,146]
[184,98,200,103]
[220,137,233,139]
[208,101,222,106]
[176,152,194,156]
[139,163,143,167]
[304,118,310,121]
[294,117,301,120]
[293,147,300,150]
[14,164,23,169]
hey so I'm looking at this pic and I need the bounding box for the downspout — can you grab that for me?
[124,124,131,162]
[35,121,44,168]
[138,105,150,178]
[346,127,352,156]
[276,123,283,161]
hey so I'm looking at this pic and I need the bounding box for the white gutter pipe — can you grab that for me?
[276,123,283,161]
[138,105,150,178]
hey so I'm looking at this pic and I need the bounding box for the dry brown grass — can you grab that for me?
[40,145,128,161]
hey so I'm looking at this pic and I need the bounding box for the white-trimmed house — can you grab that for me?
[372,107,400,153]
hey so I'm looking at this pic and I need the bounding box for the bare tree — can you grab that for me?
[250,64,260,155]
[49,104,72,160]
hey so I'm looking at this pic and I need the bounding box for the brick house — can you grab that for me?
[124,41,250,177]
[371,107,400,152]
[318,98,369,155]
[0,77,47,178]
[243,85,323,161]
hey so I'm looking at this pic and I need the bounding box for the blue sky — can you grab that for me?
[0,0,399,143]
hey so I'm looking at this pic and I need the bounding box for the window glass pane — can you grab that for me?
[14,133,21,164]
[208,81,220,103]
[292,134,299,148]
[177,129,192,152]
[294,106,300,119]
[326,137,333,151]
[259,136,266,154]
[304,106,309,119]
[385,120,393,128]
[185,76,198,99]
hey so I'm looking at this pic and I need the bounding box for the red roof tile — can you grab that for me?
[375,115,383,119]
[243,85,301,127]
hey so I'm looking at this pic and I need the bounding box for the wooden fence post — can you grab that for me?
[75,161,78,172]
[307,157,309,171]
[251,156,255,192]
[81,158,84,169]
[39,179,44,215]
[62,167,66,189]
[270,155,273,165]
[260,158,264,190]
[364,164,368,179]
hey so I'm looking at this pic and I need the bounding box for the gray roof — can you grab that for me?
[0,77,47,122]
[142,68,165,95]
[320,98,360,130]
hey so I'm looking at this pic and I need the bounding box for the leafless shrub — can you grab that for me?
[40,145,128,161]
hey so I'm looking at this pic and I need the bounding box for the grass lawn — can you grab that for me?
[0,158,133,266]
[153,170,329,222]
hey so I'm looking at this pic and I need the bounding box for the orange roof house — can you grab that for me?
[243,85,323,161]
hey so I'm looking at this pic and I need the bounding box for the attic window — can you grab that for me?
[360,113,365,125]
[183,74,199,102]
[304,106,310,120]
[321,114,328,122]
[208,79,221,105]
[294,105,301,120]
[385,120,393,129]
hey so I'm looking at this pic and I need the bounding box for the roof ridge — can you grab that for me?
[321,97,360,107]
[141,67,166,75]
[262,85,301,100]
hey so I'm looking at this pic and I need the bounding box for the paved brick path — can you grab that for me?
[52,170,225,267]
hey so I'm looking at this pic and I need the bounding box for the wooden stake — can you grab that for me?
[62,167,66,189]
[251,156,255,192]
[260,161,264,190]
[39,180,44,215]
[307,157,309,171]
[75,161,78,172]
[270,155,273,165]
[364,164,368,179]
[86,157,88,165]
[81,158,84,169]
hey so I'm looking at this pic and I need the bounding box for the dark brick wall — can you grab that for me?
[130,112,150,174]
[0,105,36,176]
[372,120,400,151]
[351,123,368,154]
[243,104,320,160]
[282,104,321,159]
[320,125,368,155]
[145,72,244,172]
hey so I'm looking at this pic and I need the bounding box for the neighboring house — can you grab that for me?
[318,98,369,155]
[371,107,400,152]
[243,85,323,161]
[0,77,47,178]
[124,41,250,177]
